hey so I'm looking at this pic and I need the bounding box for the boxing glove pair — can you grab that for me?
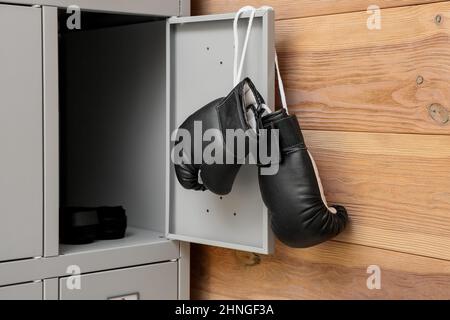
[173,78,348,248]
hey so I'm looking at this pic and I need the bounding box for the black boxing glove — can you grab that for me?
[173,78,265,195]
[258,109,348,248]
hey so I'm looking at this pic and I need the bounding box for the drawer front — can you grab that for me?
[59,262,178,300]
[0,282,43,300]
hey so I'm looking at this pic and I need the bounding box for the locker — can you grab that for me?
[58,8,275,255]
[0,1,275,300]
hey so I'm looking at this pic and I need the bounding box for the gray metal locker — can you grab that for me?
[0,1,275,300]
[58,9,275,254]
[0,4,43,262]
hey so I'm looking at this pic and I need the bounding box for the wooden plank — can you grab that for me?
[191,241,450,300]
[276,2,450,134]
[303,130,450,260]
[192,0,443,20]
[191,0,450,300]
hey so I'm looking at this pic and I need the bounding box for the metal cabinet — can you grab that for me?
[59,262,178,300]
[0,4,43,262]
[58,9,275,256]
[0,0,275,301]
[0,282,43,300]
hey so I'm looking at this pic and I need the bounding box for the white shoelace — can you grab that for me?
[233,6,288,113]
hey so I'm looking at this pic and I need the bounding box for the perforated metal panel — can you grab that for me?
[166,9,275,254]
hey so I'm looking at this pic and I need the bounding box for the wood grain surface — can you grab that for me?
[304,130,450,260]
[191,0,450,300]
[191,242,450,300]
[277,2,450,134]
[192,0,444,20]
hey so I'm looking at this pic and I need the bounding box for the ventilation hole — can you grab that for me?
[220,196,223,200]
[234,212,237,216]
[206,209,210,213]
[206,47,210,51]
[220,61,223,65]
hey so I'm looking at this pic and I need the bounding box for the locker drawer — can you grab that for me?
[0,282,43,300]
[59,262,178,300]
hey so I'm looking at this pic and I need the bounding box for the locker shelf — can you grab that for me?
[59,227,168,256]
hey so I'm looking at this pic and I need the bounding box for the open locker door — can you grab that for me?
[166,9,275,254]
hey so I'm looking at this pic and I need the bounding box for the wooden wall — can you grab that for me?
[190,0,450,299]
